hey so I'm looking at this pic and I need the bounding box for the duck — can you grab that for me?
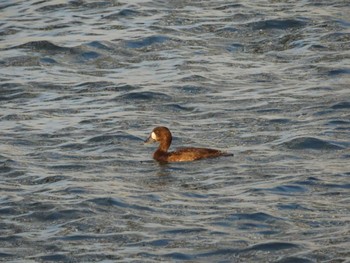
[145,126,232,162]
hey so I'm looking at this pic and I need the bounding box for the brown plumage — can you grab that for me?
[145,126,233,162]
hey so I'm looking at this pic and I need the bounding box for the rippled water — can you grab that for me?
[1,0,350,262]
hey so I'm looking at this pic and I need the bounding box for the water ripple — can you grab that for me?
[249,19,308,30]
[282,137,344,150]
[87,197,155,212]
[12,40,72,53]
[125,35,170,49]
[117,91,172,102]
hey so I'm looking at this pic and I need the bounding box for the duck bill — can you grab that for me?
[144,135,156,144]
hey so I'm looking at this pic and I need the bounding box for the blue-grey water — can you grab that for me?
[1,0,350,262]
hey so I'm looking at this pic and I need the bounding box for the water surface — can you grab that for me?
[1,0,349,262]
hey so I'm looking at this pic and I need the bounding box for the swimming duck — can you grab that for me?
[145,126,232,162]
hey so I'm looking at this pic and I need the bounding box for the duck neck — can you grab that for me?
[158,137,171,152]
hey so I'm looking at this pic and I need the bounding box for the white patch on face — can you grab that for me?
[151,132,157,140]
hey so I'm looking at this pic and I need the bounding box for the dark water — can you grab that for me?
[1,0,350,262]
